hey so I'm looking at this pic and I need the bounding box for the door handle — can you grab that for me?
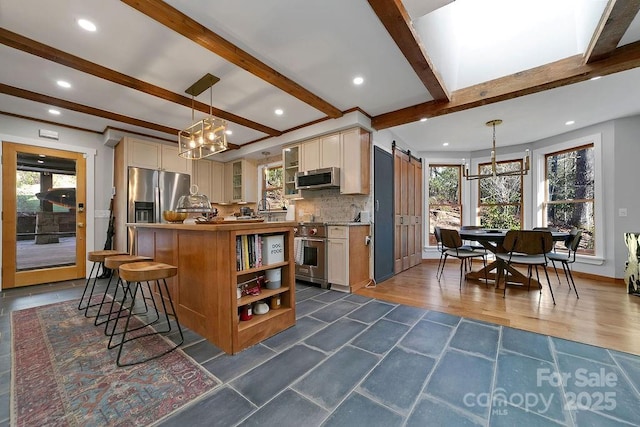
[375,200,379,211]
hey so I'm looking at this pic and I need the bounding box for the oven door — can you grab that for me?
[295,237,327,286]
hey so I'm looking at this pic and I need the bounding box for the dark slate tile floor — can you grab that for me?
[1,280,640,426]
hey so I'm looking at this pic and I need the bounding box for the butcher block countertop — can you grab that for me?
[128,221,297,232]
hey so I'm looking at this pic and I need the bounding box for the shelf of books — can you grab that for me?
[232,228,295,352]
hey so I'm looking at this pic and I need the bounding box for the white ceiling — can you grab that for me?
[0,0,639,156]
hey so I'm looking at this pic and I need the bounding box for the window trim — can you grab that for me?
[534,133,603,260]
[476,158,525,228]
[427,163,463,246]
[258,161,284,211]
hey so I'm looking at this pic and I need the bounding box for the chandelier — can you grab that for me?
[462,119,530,180]
[178,73,228,160]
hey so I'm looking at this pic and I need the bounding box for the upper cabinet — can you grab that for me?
[193,159,226,203]
[340,128,370,195]
[283,145,301,199]
[193,159,212,201]
[291,128,370,195]
[300,134,341,172]
[224,159,257,203]
[210,161,226,203]
[126,138,192,175]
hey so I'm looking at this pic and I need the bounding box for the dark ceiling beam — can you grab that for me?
[121,0,343,119]
[367,0,449,101]
[372,39,640,130]
[0,28,280,137]
[584,0,640,63]
[0,83,180,134]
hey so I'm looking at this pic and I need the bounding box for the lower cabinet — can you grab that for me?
[327,225,371,292]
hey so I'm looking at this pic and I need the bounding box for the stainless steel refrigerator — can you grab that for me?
[127,167,191,249]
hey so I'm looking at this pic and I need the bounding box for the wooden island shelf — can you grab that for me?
[131,221,296,354]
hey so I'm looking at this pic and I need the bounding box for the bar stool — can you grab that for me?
[96,254,153,332]
[79,249,127,317]
[111,261,184,367]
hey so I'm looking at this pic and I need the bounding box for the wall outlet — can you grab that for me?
[619,208,628,217]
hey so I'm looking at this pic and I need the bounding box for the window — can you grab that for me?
[428,165,461,245]
[544,144,595,255]
[478,160,524,229]
[259,163,284,211]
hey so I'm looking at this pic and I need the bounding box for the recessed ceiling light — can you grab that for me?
[353,76,364,85]
[420,118,427,122]
[37,160,44,164]
[57,80,71,89]
[274,109,284,116]
[443,142,449,146]
[225,129,233,135]
[565,120,575,125]
[48,109,61,115]
[39,154,46,158]
[77,18,97,32]
[590,76,601,81]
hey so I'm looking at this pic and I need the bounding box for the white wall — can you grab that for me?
[0,115,115,284]
[612,117,640,277]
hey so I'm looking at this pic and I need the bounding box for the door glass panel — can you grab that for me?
[16,152,77,271]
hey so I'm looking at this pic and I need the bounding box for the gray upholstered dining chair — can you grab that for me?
[547,228,582,299]
[438,228,488,288]
[496,230,556,304]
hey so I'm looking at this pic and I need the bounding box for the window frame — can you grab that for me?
[258,161,284,211]
[534,133,603,262]
[542,143,595,255]
[427,163,462,246]
[476,158,525,229]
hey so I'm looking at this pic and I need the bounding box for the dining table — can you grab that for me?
[458,228,569,289]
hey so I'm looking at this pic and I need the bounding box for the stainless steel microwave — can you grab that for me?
[295,167,340,190]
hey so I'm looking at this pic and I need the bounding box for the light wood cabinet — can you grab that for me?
[300,133,341,172]
[301,138,320,172]
[210,161,225,203]
[340,128,370,195]
[193,159,212,199]
[283,145,301,199]
[224,159,257,203]
[327,225,371,292]
[134,222,296,354]
[193,159,225,203]
[320,133,341,169]
[126,138,192,175]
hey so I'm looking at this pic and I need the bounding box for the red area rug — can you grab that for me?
[11,300,219,426]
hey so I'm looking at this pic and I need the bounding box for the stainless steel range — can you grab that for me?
[294,222,328,288]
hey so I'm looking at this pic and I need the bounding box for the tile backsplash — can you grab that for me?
[293,188,371,223]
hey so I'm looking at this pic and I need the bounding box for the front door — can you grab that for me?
[2,142,86,288]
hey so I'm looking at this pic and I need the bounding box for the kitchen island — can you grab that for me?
[130,221,296,354]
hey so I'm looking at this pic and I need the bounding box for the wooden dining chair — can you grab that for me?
[496,230,556,304]
[438,228,488,288]
[434,226,446,277]
[547,228,582,299]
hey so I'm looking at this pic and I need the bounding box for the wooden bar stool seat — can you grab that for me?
[78,250,127,316]
[96,255,153,331]
[110,261,183,367]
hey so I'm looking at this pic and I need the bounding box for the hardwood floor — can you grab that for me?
[356,260,640,356]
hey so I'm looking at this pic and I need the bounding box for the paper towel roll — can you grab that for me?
[285,205,296,221]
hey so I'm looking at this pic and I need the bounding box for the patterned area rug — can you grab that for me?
[11,300,219,426]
